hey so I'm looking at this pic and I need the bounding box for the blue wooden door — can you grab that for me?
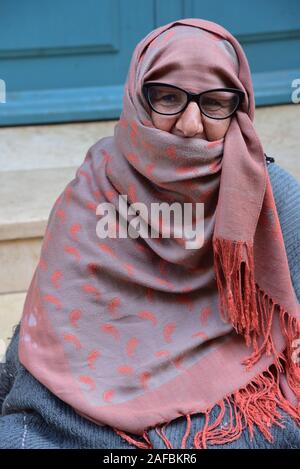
[0,0,299,125]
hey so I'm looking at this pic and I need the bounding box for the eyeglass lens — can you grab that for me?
[147,85,240,118]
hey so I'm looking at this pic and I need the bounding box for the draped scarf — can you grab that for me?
[19,18,300,449]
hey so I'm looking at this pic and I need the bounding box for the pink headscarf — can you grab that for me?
[19,18,300,448]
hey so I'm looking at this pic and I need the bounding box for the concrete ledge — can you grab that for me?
[0,291,25,354]
[0,120,116,171]
[0,167,76,241]
[0,238,42,294]
[253,103,300,181]
[0,104,299,177]
[0,106,299,296]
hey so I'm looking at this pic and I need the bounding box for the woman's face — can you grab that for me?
[150,100,232,141]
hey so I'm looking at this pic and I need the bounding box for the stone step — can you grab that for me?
[0,166,77,294]
[0,106,299,296]
[0,106,299,176]
[0,291,26,359]
[0,120,117,294]
[0,120,117,172]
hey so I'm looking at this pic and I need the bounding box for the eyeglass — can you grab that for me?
[142,82,245,120]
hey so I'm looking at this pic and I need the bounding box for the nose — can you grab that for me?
[174,101,205,138]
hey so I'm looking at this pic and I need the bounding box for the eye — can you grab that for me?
[156,93,181,105]
[161,94,177,102]
[202,97,223,108]
[199,91,240,118]
[147,85,187,113]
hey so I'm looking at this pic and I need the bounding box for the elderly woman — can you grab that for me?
[1,17,300,449]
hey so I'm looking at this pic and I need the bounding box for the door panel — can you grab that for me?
[0,0,299,125]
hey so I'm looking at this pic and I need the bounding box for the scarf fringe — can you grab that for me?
[113,428,153,449]
[193,363,300,449]
[112,237,300,449]
[212,236,300,371]
[113,359,300,449]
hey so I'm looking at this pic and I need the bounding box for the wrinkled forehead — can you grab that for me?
[139,24,240,92]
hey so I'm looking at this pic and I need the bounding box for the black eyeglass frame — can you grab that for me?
[142,82,245,120]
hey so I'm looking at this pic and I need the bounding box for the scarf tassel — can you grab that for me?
[113,428,153,449]
[212,236,300,373]
[112,237,300,449]
[113,358,300,449]
[193,364,300,449]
